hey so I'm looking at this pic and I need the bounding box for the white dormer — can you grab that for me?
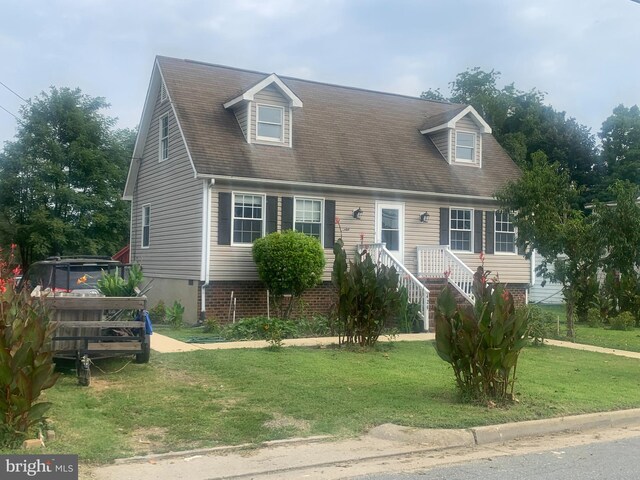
[223,73,302,147]
[420,105,491,167]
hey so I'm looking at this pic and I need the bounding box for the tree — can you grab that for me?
[0,87,135,270]
[422,68,600,204]
[496,152,603,337]
[599,104,640,187]
[252,230,325,319]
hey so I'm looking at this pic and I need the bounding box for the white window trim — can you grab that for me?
[159,114,169,162]
[231,192,266,246]
[449,207,474,253]
[454,130,477,164]
[494,210,517,255]
[256,103,285,143]
[141,204,150,249]
[293,196,324,246]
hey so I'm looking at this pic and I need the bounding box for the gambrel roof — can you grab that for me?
[126,56,521,200]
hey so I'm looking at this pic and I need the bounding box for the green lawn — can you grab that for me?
[537,304,640,352]
[20,341,640,464]
[152,324,225,342]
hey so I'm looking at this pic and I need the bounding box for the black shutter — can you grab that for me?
[474,210,483,253]
[324,200,336,248]
[282,197,294,231]
[218,192,231,245]
[439,207,449,246]
[485,211,495,254]
[266,196,278,234]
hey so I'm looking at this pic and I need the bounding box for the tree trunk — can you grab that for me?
[566,299,575,339]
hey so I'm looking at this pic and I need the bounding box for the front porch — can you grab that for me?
[363,243,528,332]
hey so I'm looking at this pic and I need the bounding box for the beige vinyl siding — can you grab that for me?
[233,104,249,140]
[251,85,291,146]
[210,185,531,284]
[130,91,203,279]
[430,130,450,162]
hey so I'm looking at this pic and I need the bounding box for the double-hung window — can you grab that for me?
[495,211,516,253]
[233,193,264,244]
[141,205,150,248]
[159,114,169,161]
[256,105,284,142]
[295,197,323,242]
[450,208,472,251]
[455,131,475,163]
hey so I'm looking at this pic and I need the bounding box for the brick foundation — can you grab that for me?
[200,281,336,323]
[199,278,529,327]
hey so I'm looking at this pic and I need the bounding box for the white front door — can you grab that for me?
[375,202,404,262]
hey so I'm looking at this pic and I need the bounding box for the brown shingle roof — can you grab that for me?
[419,105,467,131]
[158,56,520,198]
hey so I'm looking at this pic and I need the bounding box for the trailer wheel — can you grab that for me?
[76,355,91,387]
[135,339,151,364]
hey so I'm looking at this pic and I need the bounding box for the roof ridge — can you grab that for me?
[158,55,463,108]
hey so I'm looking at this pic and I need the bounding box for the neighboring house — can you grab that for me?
[529,250,564,305]
[123,56,531,328]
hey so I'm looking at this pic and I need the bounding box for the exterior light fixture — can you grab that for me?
[352,207,363,220]
[420,211,430,223]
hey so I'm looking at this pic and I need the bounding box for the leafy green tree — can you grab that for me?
[496,152,603,337]
[0,87,135,270]
[599,104,640,187]
[252,230,325,319]
[423,68,600,203]
[594,181,640,275]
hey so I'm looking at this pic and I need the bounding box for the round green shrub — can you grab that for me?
[252,230,325,298]
[587,307,603,328]
[610,311,635,331]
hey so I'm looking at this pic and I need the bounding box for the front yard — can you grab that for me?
[538,304,640,352]
[30,341,640,464]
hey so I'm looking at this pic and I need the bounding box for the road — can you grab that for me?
[355,434,640,480]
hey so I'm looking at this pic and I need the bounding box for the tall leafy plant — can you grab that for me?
[332,239,405,346]
[0,245,59,446]
[434,265,529,402]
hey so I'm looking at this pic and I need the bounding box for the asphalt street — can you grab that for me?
[356,435,640,480]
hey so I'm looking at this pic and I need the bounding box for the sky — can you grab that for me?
[1,0,639,146]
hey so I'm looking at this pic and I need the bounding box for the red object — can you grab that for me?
[112,245,130,264]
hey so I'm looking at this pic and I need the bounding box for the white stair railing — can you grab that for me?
[417,246,475,303]
[359,243,430,331]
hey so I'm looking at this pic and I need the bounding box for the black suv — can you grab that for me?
[20,256,123,294]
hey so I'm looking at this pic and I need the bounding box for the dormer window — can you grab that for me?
[256,104,284,142]
[455,131,475,162]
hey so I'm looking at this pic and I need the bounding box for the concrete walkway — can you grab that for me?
[151,332,435,353]
[152,332,640,360]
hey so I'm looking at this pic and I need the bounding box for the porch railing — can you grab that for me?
[359,243,430,331]
[417,245,475,303]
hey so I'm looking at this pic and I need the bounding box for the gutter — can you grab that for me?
[200,178,214,322]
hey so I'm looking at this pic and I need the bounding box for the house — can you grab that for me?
[529,250,564,305]
[123,56,531,329]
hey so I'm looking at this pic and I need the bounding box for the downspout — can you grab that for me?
[200,178,214,322]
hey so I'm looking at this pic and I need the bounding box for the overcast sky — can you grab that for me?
[1,0,639,146]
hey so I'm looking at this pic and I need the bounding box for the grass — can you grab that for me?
[152,324,225,342]
[13,340,640,464]
[536,304,640,352]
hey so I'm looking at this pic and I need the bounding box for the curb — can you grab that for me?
[113,435,333,465]
[470,408,640,445]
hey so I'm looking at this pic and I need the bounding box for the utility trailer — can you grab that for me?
[44,295,150,386]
